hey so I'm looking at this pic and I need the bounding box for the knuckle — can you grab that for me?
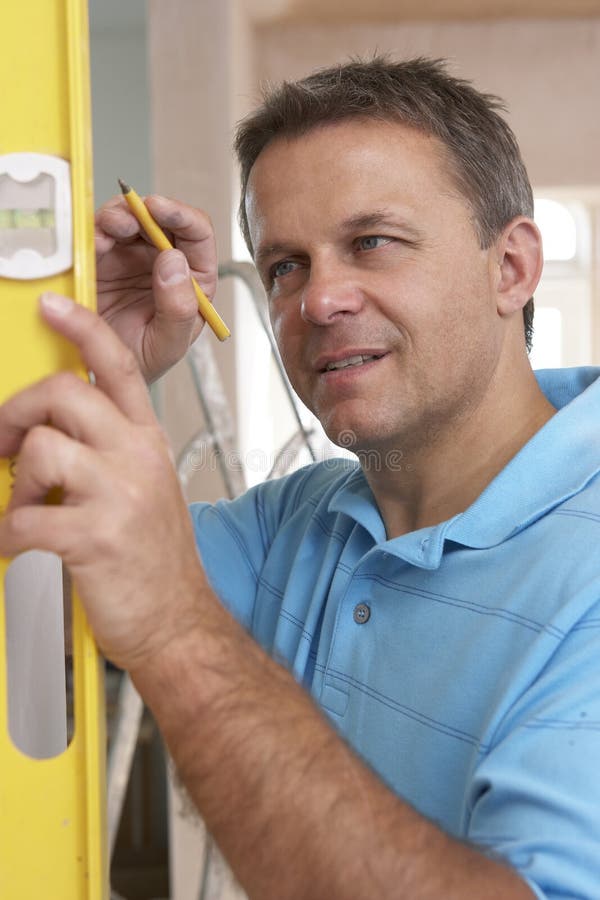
[6,505,34,542]
[122,479,145,512]
[160,205,185,231]
[168,291,198,322]
[21,423,52,459]
[199,209,214,233]
[96,201,135,233]
[91,521,118,557]
[50,370,83,399]
[47,372,86,415]
[130,441,166,482]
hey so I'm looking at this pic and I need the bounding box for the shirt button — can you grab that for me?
[353,603,371,624]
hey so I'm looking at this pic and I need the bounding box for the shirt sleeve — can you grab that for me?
[188,481,274,630]
[188,462,333,630]
[466,607,600,898]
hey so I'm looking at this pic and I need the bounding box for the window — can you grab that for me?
[529,196,591,370]
[534,198,577,261]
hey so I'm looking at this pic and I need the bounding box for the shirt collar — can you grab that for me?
[327,367,600,568]
[449,367,600,549]
[327,466,388,543]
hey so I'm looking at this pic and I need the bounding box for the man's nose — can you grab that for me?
[300,264,365,325]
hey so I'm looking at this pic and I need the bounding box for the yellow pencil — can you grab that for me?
[118,179,230,341]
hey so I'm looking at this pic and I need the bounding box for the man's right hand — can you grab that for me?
[95,194,219,383]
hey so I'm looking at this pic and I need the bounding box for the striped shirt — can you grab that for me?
[192,366,600,899]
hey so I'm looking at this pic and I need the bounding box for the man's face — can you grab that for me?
[246,119,504,457]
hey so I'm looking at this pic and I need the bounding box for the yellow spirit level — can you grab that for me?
[0,1,107,897]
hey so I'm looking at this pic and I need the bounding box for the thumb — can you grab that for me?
[147,249,204,379]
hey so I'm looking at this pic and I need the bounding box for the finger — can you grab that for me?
[8,425,102,509]
[0,502,83,560]
[96,238,157,282]
[144,196,217,296]
[38,293,156,425]
[96,197,141,241]
[97,196,177,252]
[0,372,133,457]
[144,195,212,244]
[144,250,204,375]
[94,224,116,257]
[97,194,215,270]
[95,197,145,265]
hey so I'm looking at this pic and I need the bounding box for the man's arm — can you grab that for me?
[133,583,534,900]
[0,301,534,900]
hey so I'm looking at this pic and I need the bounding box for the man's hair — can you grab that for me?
[234,56,535,351]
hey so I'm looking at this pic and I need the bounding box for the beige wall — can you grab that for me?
[253,17,600,191]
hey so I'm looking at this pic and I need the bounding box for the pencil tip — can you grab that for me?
[118,178,130,194]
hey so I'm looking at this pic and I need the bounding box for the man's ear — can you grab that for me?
[495,217,543,316]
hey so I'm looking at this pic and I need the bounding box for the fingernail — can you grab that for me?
[158,251,189,286]
[39,292,75,315]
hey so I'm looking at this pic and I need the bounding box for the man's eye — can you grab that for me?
[356,235,392,251]
[272,260,299,279]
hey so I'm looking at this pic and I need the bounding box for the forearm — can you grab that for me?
[132,582,534,900]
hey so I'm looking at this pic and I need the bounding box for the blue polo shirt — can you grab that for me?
[190,367,600,899]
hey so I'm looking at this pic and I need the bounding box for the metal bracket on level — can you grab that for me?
[0,152,73,280]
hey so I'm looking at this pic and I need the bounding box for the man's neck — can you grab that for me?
[362,367,556,540]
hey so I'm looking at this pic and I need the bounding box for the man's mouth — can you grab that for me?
[323,354,383,372]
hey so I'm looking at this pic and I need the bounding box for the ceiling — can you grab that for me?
[247,0,600,24]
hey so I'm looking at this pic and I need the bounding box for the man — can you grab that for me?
[1,57,599,898]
